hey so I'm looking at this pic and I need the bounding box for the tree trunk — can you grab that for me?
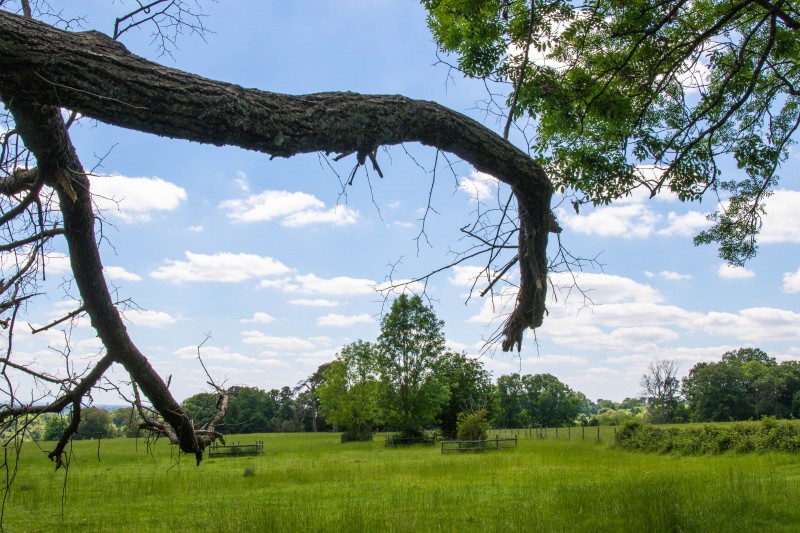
[0,11,553,348]
[0,10,555,460]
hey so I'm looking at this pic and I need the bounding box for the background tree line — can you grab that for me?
[28,343,796,443]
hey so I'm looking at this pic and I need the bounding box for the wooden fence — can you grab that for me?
[208,441,264,458]
[441,435,518,453]
[491,426,618,442]
[384,432,437,447]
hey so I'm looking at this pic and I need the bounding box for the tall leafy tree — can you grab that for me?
[436,352,496,438]
[423,0,800,263]
[376,295,449,437]
[318,341,382,436]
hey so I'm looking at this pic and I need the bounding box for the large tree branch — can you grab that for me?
[0,10,554,347]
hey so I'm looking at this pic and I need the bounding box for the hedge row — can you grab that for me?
[615,417,800,454]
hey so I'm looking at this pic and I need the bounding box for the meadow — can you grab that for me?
[3,429,800,532]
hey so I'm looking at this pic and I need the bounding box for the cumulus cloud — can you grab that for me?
[151,251,292,283]
[760,190,800,244]
[104,266,142,282]
[458,171,498,202]
[220,189,359,227]
[558,203,660,238]
[90,174,187,222]
[645,270,693,282]
[260,273,423,296]
[241,331,317,350]
[287,299,341,307]
[448,265,487,287]
[657,210,710,236]
[122,309,177,327]
[718,264,756,279]
[175,345,289,367]
[240,312,276,324]
[317,313,374,327]
[783,267,800,293]
[45,252,72,275]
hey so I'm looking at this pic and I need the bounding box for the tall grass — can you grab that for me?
[3,431,799,531]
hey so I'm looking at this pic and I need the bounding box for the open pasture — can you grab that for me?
[4,431,800,532]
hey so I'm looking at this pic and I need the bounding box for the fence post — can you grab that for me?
[582,426,585,441]
[556,427,559,439]
[597,426,600,441]
[568,426,571,440]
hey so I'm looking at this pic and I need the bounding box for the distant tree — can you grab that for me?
[182,393,224,430]
[641,360,681,424]
[496,374,530,428]
[43,414,68,442]
[680,347,800,422]
[76,407,114,440]
[376,295,449,437]
[295,362,332,432]
[436,352,495,438]
[496,372,582,428]
[318,341,382,436]
[683,360,753,421]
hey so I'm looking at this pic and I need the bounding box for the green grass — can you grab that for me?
[3,432,800,532]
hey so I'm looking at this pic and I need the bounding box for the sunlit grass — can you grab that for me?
[4,431,800,531]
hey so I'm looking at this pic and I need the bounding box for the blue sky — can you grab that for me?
[10,0,800,405]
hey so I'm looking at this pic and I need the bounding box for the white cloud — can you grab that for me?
[175,345,289,367]
[783,267,800,293]
[151,252,292,283]
[688,307,800,341]
[718,264,756,279]
[287,299,341,307]
[657,210,710,236]
[104,266,142,282]
[233,171,250,193]
[90,174,186,222]
[458,171,498,203]
[263,273,376,295]
[549,272,663,305]
[187,225,204,233]
[523,354,588,365]
[448,265,487,287]
[558,203,660,238]
[220,189,359,227]
[656,270,693,282]
[760,190,800,244]
[241,331,317,350]
[240,312,276,324]
[122,309,177,328]
[317,313,374,327]
[45,252,72,275]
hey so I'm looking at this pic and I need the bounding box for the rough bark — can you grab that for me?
[0,10,554,459]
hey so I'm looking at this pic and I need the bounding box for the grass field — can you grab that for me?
[3,430,800,532]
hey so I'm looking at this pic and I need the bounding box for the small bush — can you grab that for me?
[457,410,489,442]
[243,466,256,477]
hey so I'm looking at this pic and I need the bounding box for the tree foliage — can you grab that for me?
[682,348,800,421]
[423,0,800,263]
[376,295,449,437]
[436,351,496,438]
[495,372,582,427]
[318,341,382,436]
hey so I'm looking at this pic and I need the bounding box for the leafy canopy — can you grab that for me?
[422,0,800,264]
